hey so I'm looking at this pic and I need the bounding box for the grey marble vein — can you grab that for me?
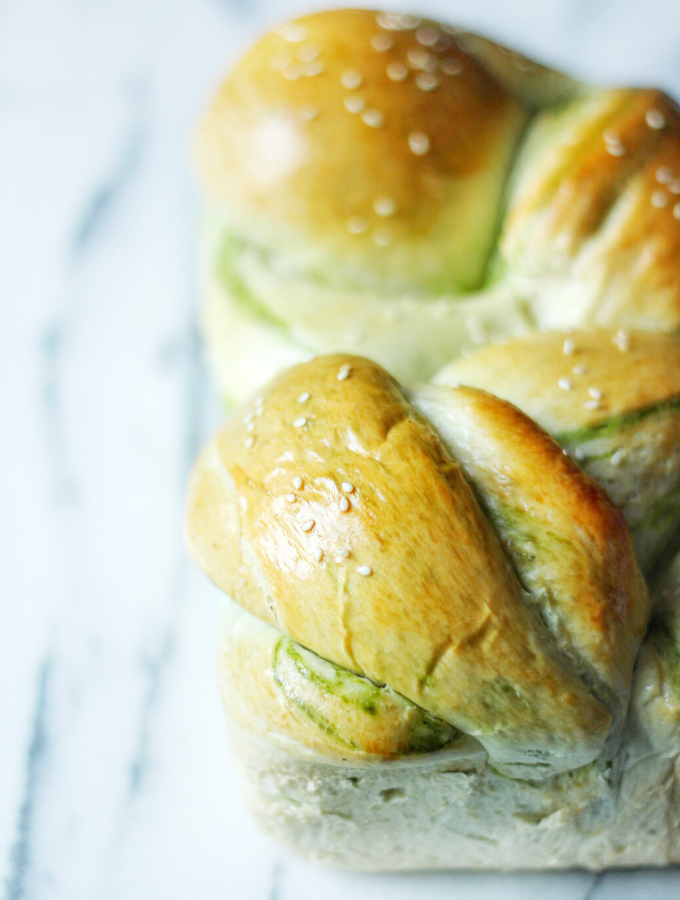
[71,79,149,258]
[269,862,282,900]
[127,626,176,798]
[4,660,52,900]
[40,78,151,511]
[215,0,261,15]
[41,324,80,506]
[583,871,604,900]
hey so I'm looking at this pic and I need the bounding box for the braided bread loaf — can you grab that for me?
[186,337,680,868]
[189,7,680,870]
[195,9,680,406]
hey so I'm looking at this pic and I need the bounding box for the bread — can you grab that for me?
[222,585,680,870]
[194,10,680,406]
[434,328,680,572]
[189,7,680,870]
[183,349,680,869]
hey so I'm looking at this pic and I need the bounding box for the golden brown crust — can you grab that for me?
[411,384,649,702]
[185,354,656,768]
[435,328,680,433]
[195,9,528,291]
[503,89,680,330]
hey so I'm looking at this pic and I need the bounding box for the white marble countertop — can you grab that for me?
[3,1,680,897]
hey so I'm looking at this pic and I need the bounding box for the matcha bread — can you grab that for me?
[183,349,680,869]
[195,9,680,405]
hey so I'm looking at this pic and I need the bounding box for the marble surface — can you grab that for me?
[3,0,680,897]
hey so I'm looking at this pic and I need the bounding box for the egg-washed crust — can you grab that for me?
[434,330,680,573]
[186,354,654,770]
[195,9,529,293]
[435,328,680,434]
[503,89,680,329]
[410,384,648,707]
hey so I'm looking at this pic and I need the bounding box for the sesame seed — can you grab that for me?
[572,365,586,375]
[300,105,320,121]
[407,47,436,70]
[293,477,303,490]
[357,566,372,576]
[346,216,368,234]
[339,497,350,512]
[341,69,363,90]
[341,482,354,493]
[416,25,440,46]
[605,139,626,157]
[611,449,625,467]
[603,129,626,156]
[280,23,307,42]
[386,61,408,82]
[298,392,310,403]
[588,387,602,399]
[408,131,430,155]
[339,548,351,559]
[646,109,666,130]
[376,11,400,29]
[399,15,421,29]
[303,60,325,77]
[243,413,254,424]
[294,416,307,427]
[296,45,320,63]
[558,377,571,391]
[302,519,315,532]
[344,95,366,114]
[361,108,385,128]
[270,53,291,71]
[563,338,575,355]
[254,397,263,407]
[651,190,669,208]
[282,65,303,81]
[246,422,255,431]
[613,329,629,351]
[584,399,600,410]
[314,548,324,562]
[371,33,392,51]
[674,203,680,220]
[372,228,392,246]
[441,57,463,75]
[374,196,396,217]
[656,166,673,184]
[285,493,296,503]
[669,180,680,194]
[416,71,439,91]
[244,437,255,449]
[337,365,351,381]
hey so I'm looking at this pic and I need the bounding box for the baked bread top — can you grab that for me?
[196,10,529,293]
[435,328,680,433]
[434,328,680,573]
[196,9,680,330]
[187,354,649,774]
[504,89,680,330]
